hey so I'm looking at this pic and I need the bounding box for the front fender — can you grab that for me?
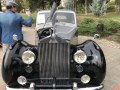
[70,40,106,85]
[2,41,37,86]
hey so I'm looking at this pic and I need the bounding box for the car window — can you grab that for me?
[54,12,75,24]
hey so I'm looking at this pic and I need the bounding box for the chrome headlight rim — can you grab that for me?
[74,49,87,64]
[22,50,36,64]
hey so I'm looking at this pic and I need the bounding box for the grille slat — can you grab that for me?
[38,43,70,78]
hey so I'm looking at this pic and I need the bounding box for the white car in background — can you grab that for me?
[35,10,77,42]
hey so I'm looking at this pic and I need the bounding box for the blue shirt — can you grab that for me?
[0,10,32,45]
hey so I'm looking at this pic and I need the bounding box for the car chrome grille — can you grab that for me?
[38,43,70,78]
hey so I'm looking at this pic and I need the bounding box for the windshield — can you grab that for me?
[36,11,75,24]
[54,12,75,24]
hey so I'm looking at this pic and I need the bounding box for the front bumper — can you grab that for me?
[6,83,103,90]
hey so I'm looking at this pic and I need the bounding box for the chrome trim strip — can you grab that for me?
[6,84,103,90]
[29,83,35,90]
[73,82,78,90]
[6,86,29,90]
[78,85,103,90]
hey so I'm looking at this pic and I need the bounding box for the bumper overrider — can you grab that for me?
[6,83,103,90]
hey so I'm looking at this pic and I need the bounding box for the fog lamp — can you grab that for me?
[22,50,35,64]
[25,66,33,73]
[74,50,87,64]
[81,74,90,84]
[17,76,27,85]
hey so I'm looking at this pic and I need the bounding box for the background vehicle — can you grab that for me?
[2,0,106,90]
[35,10,77,44]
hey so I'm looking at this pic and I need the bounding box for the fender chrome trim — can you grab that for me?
[6,84,103,90]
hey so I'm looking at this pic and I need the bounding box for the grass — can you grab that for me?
[76,12,120,43]
[77,12,120,23]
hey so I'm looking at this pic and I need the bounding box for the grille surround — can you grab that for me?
[38,43,70,78]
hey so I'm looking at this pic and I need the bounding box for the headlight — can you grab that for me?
[74,50,87,64]
[22,50,36,64]
[81,74,90,84]
[17,76,27,85]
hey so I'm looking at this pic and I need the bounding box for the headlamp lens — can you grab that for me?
[22,50,35,64]
[74,50,87,64]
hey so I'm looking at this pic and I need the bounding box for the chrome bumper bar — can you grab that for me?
[6,83,103,90]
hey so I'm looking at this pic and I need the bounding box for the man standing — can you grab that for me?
[0,1,32,53]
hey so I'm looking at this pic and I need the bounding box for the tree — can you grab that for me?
[90,0,107,17]
[115,0,120,12]
[85,0,88,15]
[0,0,2,11]
[64,0,74,10]
[21,0,30,9]
[15,0,44,12]
[76,0,110,14]
[15,0,23,12]
[29,0,40,11]
[77,0,93,14]
[74,0,77,12]
[29,0,51,11]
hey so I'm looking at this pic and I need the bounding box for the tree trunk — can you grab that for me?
[0,0,2,11]
[41,0,45,10]
[74,0,77,12]
[85,0,88,15]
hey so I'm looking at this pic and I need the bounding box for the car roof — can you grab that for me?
[37,9,75,14]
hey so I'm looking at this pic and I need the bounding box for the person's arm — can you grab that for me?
[21,16,32,27]
[21,11,32,27]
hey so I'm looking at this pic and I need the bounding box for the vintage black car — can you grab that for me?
[2,0,106,90]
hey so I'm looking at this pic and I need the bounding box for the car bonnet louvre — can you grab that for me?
[38,43,70,78]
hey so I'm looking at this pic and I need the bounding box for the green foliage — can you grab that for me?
[81,18,95,24]
[115,0,120,5]
[90,0,107,16]
[21,0,30,9]
[15,0,23,12]
[107,5,115,12]
[64,0,74,10]
[77,18,120,37]
[78,18,97,36]
[16,0,52,12]
[107,0,115,12]
[29,0,40,12]
[104,20,120,33]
